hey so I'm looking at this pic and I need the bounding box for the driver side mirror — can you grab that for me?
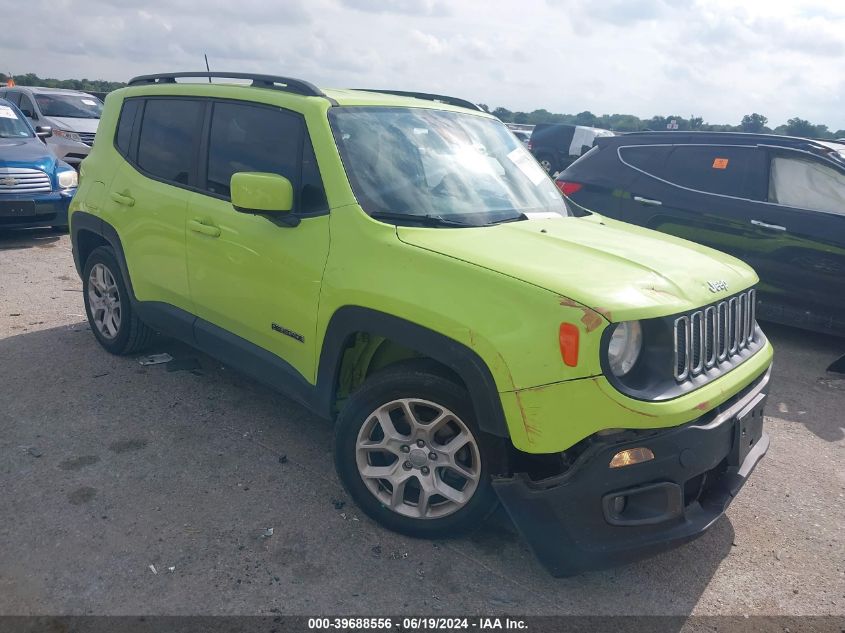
[35,126,52,139]
[20,108,34,119]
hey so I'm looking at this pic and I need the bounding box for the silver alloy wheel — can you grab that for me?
[355,398,482,519]
[87,263,122,340]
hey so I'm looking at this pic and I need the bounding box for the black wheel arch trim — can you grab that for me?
[70,213,510,438]
[71,211,137,302]
[316,306,509,438]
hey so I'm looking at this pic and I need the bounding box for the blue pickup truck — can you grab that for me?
[0,97,77,230]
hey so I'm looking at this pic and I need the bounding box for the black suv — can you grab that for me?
[557,132,845,337]
[528,123,613,174]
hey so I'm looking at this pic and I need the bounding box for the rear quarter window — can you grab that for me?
[114,99,141,158]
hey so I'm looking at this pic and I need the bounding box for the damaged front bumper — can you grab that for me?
[493,366,771,576]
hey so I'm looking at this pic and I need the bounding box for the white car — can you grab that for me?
[0,86,102,168]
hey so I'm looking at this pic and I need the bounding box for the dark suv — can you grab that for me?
[557,132,845,337]
[528,123,614,174]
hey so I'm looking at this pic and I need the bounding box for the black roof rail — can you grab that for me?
[355,89,483,112]
[127,72,326,98]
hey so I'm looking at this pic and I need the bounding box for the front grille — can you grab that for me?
[78,132,96,146]
[0,167,52,194]
[674,289,756,382]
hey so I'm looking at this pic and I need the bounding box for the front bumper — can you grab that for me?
[493,365,771,576]
[0,191,73,229]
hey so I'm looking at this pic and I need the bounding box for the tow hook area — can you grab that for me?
[601,481,684,527]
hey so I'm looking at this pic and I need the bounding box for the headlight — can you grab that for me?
[57,170,78,189]
[54,129,82,143]
[607,321,643,377]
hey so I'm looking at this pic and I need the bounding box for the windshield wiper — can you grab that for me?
[486,213,529,225]
[370,211,475,227]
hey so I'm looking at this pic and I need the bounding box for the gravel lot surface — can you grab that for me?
[0,228,843,616]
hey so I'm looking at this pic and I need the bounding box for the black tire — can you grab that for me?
[82,246,154,355]
[536,153,556,174]
[334,360,501,538]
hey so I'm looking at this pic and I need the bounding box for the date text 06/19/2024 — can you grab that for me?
[307,617,528,630]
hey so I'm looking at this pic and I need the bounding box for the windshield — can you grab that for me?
[0,103,34,138]
[34,93,103,119]
[330,107,570,225]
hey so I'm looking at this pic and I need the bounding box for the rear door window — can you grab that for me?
[137,99,204,186]
[661,146,761,199]
[622,144,764,200]
[5,92,21,107]
[769,156,845,215]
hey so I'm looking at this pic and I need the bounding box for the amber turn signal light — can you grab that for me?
[559,322,579,366]
[609,447,655,468]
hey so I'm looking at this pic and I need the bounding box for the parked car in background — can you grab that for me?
[528,123,614,174]
[511,129,531,145]
[557,132,845,337]
[0,98,77,229]
[69,71,773,576]
[0,86,102,168]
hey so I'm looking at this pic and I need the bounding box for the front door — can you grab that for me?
[185,100,331,381]
[745,150,845,331]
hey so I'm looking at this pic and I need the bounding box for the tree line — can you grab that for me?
[4,73,842,139]
[3,72,126,94]
[481,106,844,139]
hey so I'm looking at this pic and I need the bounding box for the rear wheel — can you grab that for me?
[334,361,499,538]
[536,153,556,174]
[82,246,154,355]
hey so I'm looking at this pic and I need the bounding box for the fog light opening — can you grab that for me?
[612,495,627,514]
[609,447,655,468]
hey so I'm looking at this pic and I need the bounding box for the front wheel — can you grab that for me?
[334,361,500,538]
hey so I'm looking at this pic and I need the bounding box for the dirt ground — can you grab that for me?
[0,228,843,616]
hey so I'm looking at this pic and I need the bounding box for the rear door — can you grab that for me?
[619,143,766,266]
[104,97,202,313]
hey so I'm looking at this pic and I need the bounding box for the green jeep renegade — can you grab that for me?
[69,72,773,576]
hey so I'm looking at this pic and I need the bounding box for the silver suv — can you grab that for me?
[0,86,102,168]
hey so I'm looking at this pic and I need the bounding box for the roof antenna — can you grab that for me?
[204,54,211,83]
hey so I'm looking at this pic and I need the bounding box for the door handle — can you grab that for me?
[189,219,221,238]
[110,191,135,207]
[633,196,662,206]
[750,219,786,232]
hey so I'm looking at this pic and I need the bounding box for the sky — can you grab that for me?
[2,0,844,130]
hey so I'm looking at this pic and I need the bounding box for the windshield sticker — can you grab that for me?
[81,99,98,106]
[508,148,547,186]
[712,158,729,169]
[0,106,18,119]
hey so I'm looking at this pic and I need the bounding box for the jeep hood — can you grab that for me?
[396,214,758,322]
